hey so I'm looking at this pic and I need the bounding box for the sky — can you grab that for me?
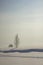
[0,0,43,48]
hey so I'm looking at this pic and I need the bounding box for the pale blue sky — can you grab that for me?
[0,0,43,48]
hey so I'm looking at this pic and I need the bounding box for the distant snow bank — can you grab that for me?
[0,52,43,58]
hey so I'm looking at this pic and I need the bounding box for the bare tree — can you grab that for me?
[15,34,19,48]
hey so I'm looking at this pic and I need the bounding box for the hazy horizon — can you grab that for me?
[0,0,43,48]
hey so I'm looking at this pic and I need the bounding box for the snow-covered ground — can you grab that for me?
[0,52,43,65]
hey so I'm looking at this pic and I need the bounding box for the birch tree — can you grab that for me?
[15,34,19,48]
